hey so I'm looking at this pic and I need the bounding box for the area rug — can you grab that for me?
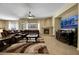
[0,39,49,54]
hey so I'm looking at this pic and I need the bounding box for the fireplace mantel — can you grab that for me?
[42,26,53,35]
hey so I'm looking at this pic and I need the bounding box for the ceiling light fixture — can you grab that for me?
[25,11,35,19]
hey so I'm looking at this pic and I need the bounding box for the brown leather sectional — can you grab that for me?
[0,30,39,51]
[1,30,39,37]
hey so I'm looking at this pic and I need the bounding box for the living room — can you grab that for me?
[0,3,79,55]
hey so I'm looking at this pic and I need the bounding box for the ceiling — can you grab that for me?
[0,3,67,20]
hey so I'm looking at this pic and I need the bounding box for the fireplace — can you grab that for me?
[44,28,49,34]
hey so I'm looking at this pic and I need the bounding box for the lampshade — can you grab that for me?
[27,16,35,19]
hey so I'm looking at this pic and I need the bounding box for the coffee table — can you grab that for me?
[26,34,38,42]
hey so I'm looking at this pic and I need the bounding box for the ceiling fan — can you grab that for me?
[25,11,35,19]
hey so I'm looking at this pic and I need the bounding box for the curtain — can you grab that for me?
[8,21,19,30]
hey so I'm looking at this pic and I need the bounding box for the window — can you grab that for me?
[8,21,19,30]
[27,23,40,30]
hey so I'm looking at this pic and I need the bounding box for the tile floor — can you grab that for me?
[42,35,79,55]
